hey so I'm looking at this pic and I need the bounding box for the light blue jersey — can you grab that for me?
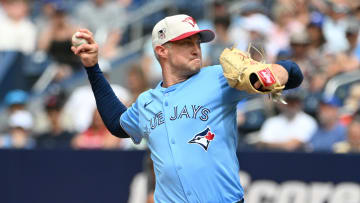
[121,65,250,202]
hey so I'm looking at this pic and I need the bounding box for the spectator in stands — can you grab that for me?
[0,89,29,132]
[75,0,127,59]
[3,89,29,114]
[35,92,75,149]
[300,18,329,115]
[322,2,350,54]
[325,19,360,79]
[266,1,306,62]
[307,96,347,152]
[288,31,314,89]
[72,109,132,150]
[353,6,360,60]
[334,110,360,153]
[37,2,81,69]
[256,91,317,151]
[236,1,274,61]
[0,0,36,54]
[306,16,328,71]
[345,18,360,61]
[72,109,112,149]
[302,71,327,117]
[63,60,131,133]
[126,63,150,104]
[200,1,237,64]
[0,110,35,149]
[34,0,66,31]
[346,119,360,152]
[206,15,233,65]
[343,84,360,121]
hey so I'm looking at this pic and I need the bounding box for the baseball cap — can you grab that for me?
[309,11,324,28]
[320,95,342,107]
[4,90,29,106]
[152,14,215,49]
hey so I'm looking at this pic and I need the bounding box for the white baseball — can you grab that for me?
[72,32,88,47]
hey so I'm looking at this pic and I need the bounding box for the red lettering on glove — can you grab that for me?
[258,68,276,87]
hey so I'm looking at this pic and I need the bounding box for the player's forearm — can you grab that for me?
[275,60,303,90]
[85,63,129,138]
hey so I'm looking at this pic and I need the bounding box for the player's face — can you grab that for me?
[167,35,202,75]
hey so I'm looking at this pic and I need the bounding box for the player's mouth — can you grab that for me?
[191,58,201,63]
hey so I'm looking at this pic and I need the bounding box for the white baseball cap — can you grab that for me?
[152,14,215,49]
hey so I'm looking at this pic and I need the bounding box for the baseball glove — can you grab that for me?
[219,46,286,103]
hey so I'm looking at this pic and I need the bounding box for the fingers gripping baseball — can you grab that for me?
[71,29,99,67]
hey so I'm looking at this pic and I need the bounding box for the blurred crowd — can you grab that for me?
[0,0,360,154]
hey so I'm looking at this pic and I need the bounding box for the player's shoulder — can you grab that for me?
[134,89,153,102]
[132,88,161,109]
[201,64,223,73]
[198,64,223,78]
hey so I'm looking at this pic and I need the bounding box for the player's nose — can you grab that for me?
[191,41,201,57]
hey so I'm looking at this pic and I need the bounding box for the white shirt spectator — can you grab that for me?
[0,14,36,54]
[64,84,131,133]
[75,0,126,45]
[322,16,349,54]
[259,111,317,143]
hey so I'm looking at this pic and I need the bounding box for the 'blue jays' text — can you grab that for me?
[149,104,211,130]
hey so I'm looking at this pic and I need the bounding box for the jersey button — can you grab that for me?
[187,191,192,196]
[165,101,168,106]
[177,165,182,170]
[165,93,169,96]
[171,138,175,144]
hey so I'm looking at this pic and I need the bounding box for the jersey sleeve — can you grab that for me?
[212,65,254,104]
[120,100,143,144]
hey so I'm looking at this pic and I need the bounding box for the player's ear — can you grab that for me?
[155,45,168,59]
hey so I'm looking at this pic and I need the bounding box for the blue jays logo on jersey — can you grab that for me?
[188,127,215,151]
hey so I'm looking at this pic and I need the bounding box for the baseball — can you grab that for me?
[72,32,88,47]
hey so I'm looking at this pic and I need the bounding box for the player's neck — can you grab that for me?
[161,74,188,88]
[161,66,196,88]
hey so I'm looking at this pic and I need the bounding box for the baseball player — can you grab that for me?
[72,14,303,203]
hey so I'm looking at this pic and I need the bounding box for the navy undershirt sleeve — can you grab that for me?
[85,64,129,138]
[276,60,304,90]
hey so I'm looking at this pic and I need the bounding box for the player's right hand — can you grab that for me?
[71,29,99,68]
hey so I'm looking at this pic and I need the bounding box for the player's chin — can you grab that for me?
[189,65,201,73]
[190,59,202,69]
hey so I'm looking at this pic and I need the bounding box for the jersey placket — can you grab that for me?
[161,88,198,203]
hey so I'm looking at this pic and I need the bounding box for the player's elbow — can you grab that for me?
[104,122,130,138]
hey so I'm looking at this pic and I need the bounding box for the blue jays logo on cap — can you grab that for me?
[188,127,215,151]
[182,16,196,27]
